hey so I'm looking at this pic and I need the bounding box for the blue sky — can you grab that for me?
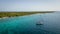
[0,0,60,12]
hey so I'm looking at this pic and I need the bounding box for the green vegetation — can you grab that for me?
[0,11,55,18]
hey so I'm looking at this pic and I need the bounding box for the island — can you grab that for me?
[0,11,55,18]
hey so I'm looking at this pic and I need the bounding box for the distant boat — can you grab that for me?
[36,23,43,25]
[36,21,43,25]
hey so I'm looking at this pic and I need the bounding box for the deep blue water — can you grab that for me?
[0,12,60,34]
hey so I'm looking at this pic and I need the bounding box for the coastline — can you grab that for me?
[0,11,55,19]
[0,17,9,19]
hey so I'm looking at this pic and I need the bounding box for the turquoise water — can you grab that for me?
[0,12,60,34]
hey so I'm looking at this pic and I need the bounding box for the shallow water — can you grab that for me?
[0,12,60,34]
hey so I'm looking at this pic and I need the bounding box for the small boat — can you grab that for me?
[36,21,43,25]
[36,23,43,25]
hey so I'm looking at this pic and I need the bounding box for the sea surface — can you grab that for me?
[0,12,60,34]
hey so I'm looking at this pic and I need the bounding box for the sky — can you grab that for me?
[0,0,60,12]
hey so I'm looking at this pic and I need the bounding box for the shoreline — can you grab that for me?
[0,17,9,19]
[0,11,55,19]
